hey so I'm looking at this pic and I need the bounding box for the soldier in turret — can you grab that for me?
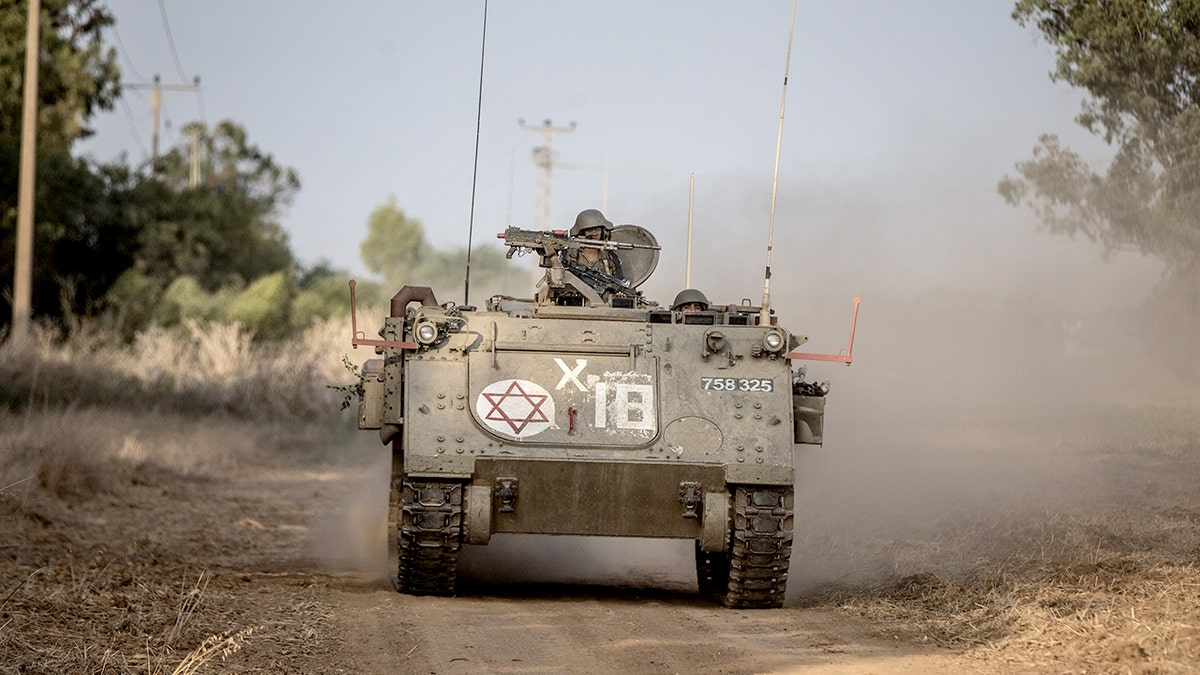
[672,288,710,312]
[567,209,625,280]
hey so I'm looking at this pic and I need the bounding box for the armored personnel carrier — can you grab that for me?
[350,222,853,609]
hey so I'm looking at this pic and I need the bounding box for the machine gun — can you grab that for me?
[499,227,659,266]
[562,258,640,300]
[499,227,661,307]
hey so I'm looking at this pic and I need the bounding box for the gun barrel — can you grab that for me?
[500,226,660,252]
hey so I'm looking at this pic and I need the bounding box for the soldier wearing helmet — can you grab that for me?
[566,209,625,280]
[672,288,709,312]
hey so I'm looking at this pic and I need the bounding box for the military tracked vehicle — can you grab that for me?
[349,222,856,609]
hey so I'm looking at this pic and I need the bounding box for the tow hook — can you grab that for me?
[496,477,518,513]
[679,481,702,519]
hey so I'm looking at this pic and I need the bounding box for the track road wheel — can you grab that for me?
[395,479,464,596]
[386,445,402,586]
[695,541,731,603]
[387,477,400,585]
[723,485,794,609]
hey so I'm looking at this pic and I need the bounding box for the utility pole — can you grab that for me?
[12,0,40,338]
[519,118,574,230]
[124,74,201,173]
[187,125,202,187]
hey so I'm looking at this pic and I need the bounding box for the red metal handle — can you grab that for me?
[788,296,860,365]
[349,279,416,350]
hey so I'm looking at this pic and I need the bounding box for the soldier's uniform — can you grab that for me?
[564,209,625,280]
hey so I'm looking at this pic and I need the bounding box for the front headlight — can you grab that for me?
[762,328,788,354]
[415,321,439,345]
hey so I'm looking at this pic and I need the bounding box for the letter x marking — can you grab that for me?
[554,358,588,391]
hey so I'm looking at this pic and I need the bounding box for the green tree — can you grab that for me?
[0,0,119,147]
[1,0,122,329]
[291,264,354,329]
[99,121,302,336]
[360,196,428,292]
[138,120,298,290]
[227,271,291,338]
[359,197,527,306]
[999,0,1200,292]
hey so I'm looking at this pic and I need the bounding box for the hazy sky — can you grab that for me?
[79,1,1160,318]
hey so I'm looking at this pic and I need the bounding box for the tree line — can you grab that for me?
[7,1,1200,342]
[1,0,522,341]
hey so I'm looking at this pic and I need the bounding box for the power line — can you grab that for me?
[117,94,148,158]
[124,74,201,172]
[105,1,206,143]
[157,0,190,84]
[109,22,146,82]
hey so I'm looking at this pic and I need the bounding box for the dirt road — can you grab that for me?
[331,582,967,674]
[11,406,1200,674]
[2,437,992,674]
[248,448,980,674]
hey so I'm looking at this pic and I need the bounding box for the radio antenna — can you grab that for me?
[464,0,489,307]
[760,0,798,324]
[686,172,695,287]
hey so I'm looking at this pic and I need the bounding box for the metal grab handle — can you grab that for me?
[787,296,860,365]
[349,279,417,350]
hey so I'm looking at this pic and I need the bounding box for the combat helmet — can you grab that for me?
[672,288,710,310]
[570,209,613,238]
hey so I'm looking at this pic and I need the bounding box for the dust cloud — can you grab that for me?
[309,440,393,582]
[748,179,1195,599]
[635,173,1195,600]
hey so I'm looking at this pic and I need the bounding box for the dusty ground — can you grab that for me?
[2,407,1199,674]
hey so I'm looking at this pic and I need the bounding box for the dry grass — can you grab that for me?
[0,319,358,674]
[0,316,354,421]
[803,405,1200,673]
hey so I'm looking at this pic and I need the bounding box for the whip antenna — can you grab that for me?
[464,0,489,307]
[760,0,798,323]
[686,172,695,287]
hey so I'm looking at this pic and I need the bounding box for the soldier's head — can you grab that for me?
[571,209,613,240]
[672,288,709,312]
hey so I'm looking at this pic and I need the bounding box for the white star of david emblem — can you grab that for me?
[475,379,555,437]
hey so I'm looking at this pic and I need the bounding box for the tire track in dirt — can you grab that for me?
[324,579,977,674]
